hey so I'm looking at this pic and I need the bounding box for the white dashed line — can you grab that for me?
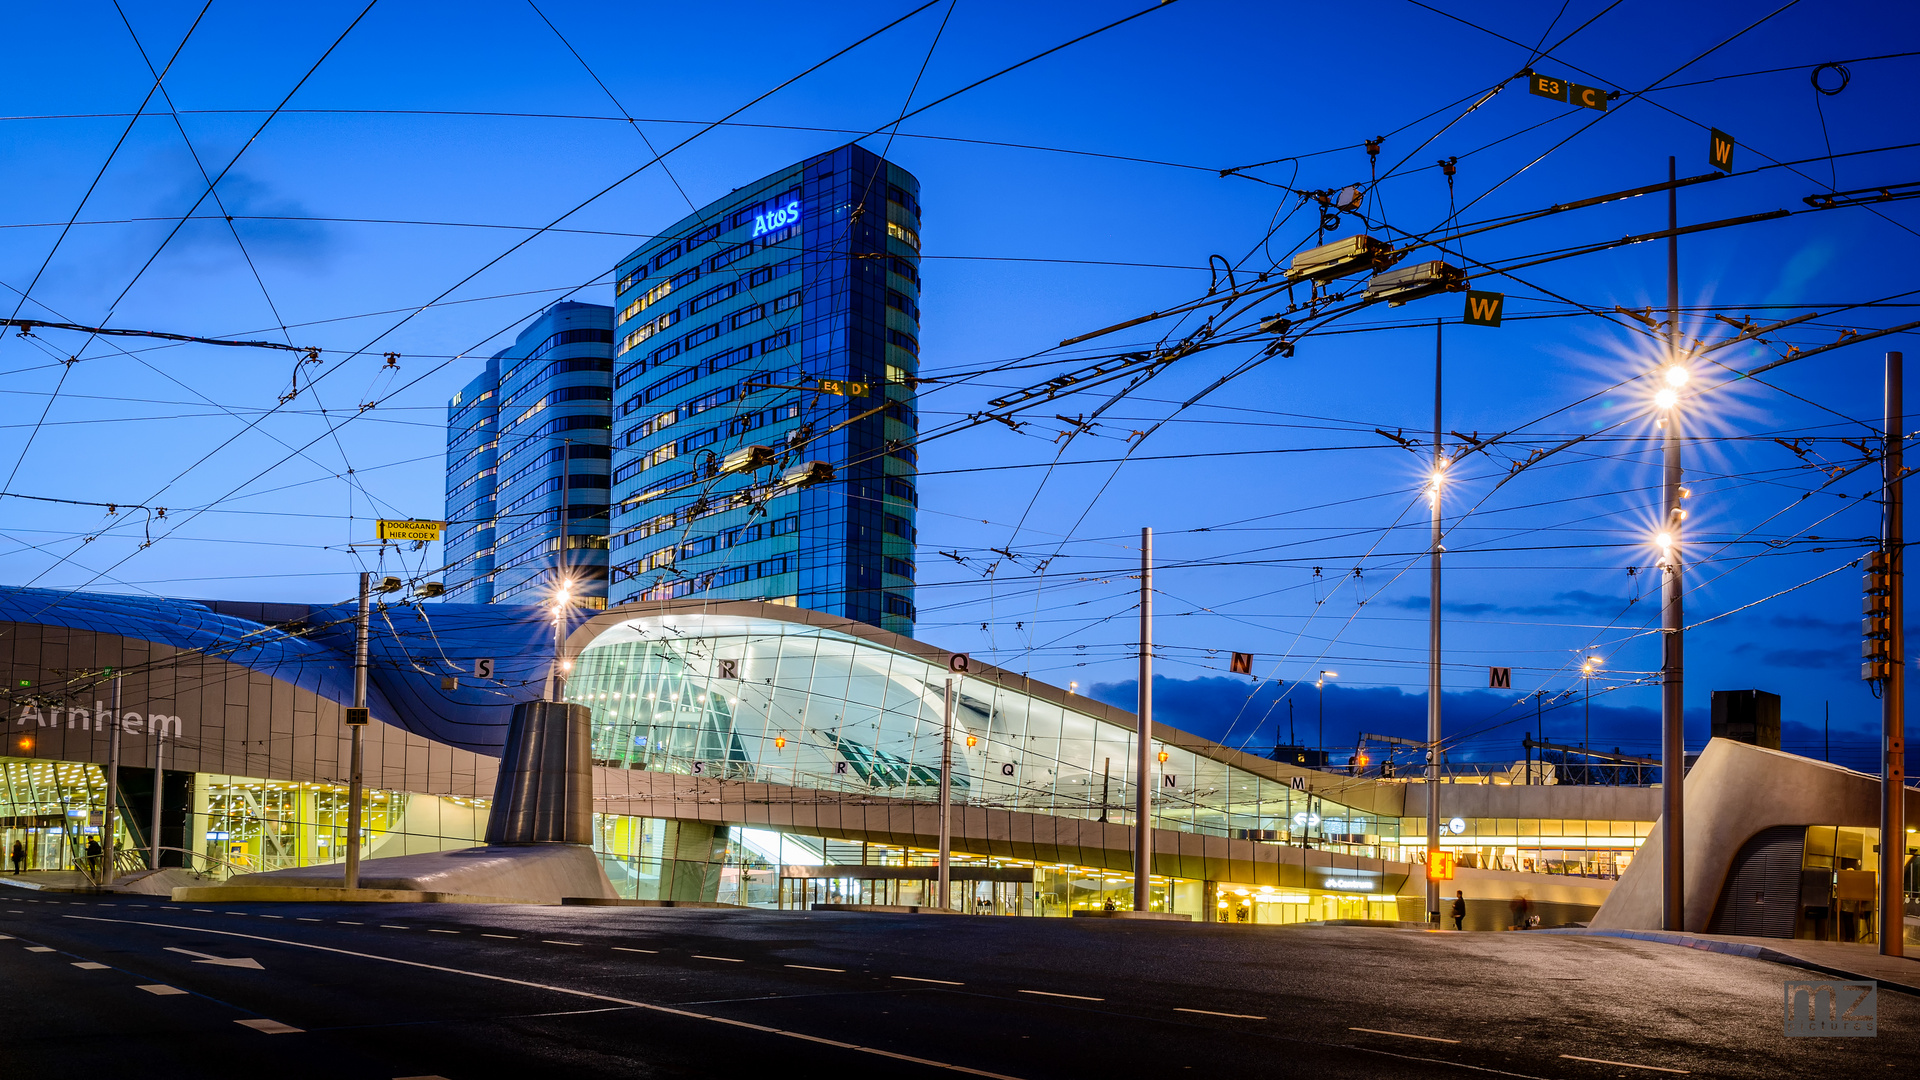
[1560,1055,1688,1074]
[543,940,584,947]
[297,918,321,922]
[67,914,1025,1079]
[427,929,459,934]
[785,964,844,972]
[71,962,109,970]
[139,984,187,995]
[0,934,11,939]
[338,921,363,926]
[192,909,213,913]
[259,915,283,919]
[1017,989,1102,1001]
[379,925,410,930]
[1349,1028,1460,1044]
[613,946,658,954]
[1175,1007,1266,1019]
[25,946,54,953]
[481,934,516,939]
[693,955,743,963]
[891,976,963,985]
[235,1018,303,1035]
[224,912,248,916]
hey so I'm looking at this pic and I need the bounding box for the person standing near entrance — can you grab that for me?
[85,837,103,878]
[1451,890,1466,931]
[9,839,23,874]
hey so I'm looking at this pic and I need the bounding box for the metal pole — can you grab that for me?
[547,439,572,702]
[1134,526,1153,912]
[938,678,954,910]
[1882,350,1906,957]
[102,676,122,886]
[1661,155,1688,932]
[345,572,370,891]
[150,726,163,871]
[1426,319,1443,924]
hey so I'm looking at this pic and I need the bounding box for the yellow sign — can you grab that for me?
[377,519,445,542]
[1427,850,1456,882]
[817,379,870,397]
[1709,127,1735,173]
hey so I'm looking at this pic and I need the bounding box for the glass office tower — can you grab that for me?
[444,301,615,607]
[607,145,921,635]
[444,355,501,602]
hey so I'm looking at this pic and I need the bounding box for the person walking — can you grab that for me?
[84,837,102,878]
[9,839,24,875]
[1451,890,1467,931]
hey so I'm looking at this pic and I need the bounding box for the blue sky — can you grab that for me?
[2,1,1916,768]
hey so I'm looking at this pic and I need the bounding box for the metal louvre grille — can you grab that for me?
[1708,824,1807,938]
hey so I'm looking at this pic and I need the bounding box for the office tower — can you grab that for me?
[443,355,500,603]
[607,145,921,634]
[444,301,615,608]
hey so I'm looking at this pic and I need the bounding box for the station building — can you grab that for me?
[2,587,1910,939]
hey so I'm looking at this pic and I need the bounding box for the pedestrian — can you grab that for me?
[1516,895,1532,930]
[1509,893,1528,931]
[1451,890,1466,931]
[1102,897,1116,913]
[85,837,102,877]
[9,839,23,874]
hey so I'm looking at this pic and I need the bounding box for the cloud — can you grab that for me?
[1383,589,1634,619]
[1085,674,1682,761]
[153,169,333,264]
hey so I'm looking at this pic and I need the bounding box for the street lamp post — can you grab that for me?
[1658,156,1688,932]
[1316,671,1336,755]
[1581,656,1601,762]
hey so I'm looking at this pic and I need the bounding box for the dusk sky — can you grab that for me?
[3,1,1916,769]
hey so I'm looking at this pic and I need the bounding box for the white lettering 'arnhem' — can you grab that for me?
[15,705,181,739]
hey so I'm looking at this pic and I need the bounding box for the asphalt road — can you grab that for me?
[0,894,1911,1079]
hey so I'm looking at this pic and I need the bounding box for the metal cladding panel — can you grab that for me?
[1706,823,1806,938]
[485,700,593,845]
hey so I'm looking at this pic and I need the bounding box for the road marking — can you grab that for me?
[786,964,844,972]
[614,947,659,954]
[1017,989,1103,1001]
[163,906,180,910]
[5,911,19,914]
[71,962,110,970]
[235,1018,302,1034]
[1349,1028,1460,1044]
[481,934,517,939]
[0,934,11,939]
[892,976,964,985]
[26,946,54,953]
[694,955,743,963]
[338,921,363,926]
[139,984,187,995]
[224,912,248,916]
[428,929,459,934]
[166,946,264,970]
[1175,1008,1267,1019]
[65,915,1028,1079]
[543,940,584,947]
[1560,1055,1688,1074]
[296,918,321,922]
[380,925,410,930]
[192,909,212,913]
[259,915,283,919]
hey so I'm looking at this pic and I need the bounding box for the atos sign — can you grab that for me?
[753,201,801,238]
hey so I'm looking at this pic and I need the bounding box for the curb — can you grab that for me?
[1539,928,1920,996]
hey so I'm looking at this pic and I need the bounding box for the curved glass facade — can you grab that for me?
[565,612,1395,851]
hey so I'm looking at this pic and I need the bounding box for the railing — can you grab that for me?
[76,847,257,887]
